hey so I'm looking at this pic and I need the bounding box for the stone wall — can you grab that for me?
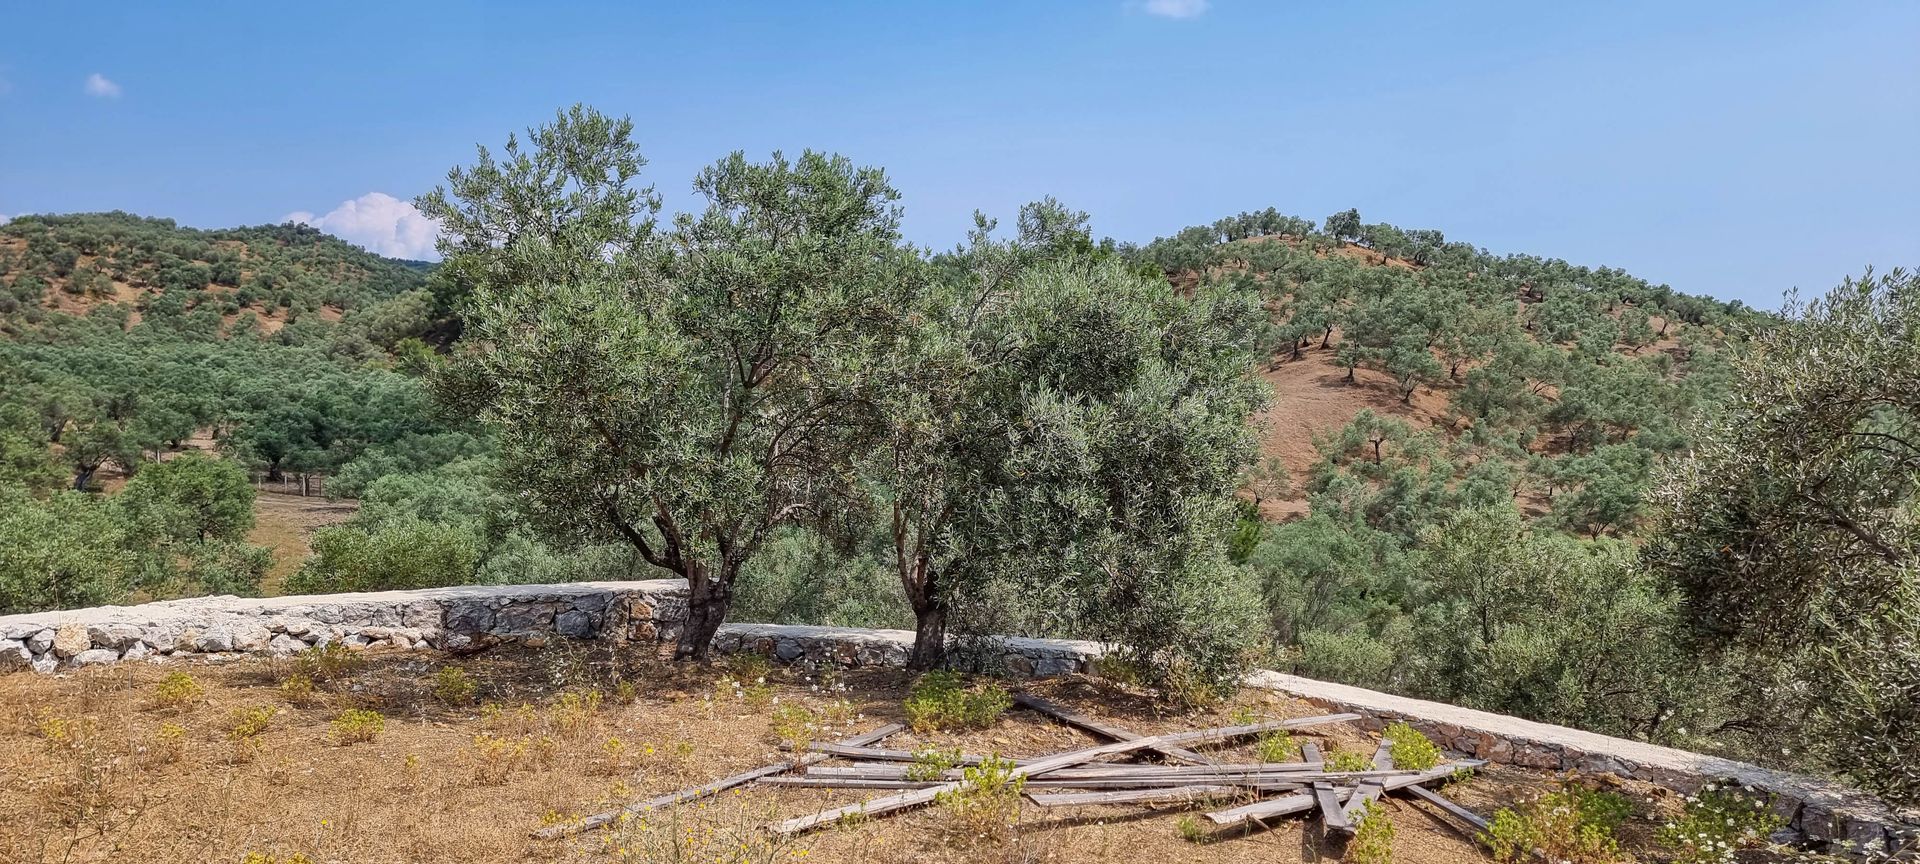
[1,581,1910,854]
[1244,671,1916,856]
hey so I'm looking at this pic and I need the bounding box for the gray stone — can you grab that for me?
[27,628,54,653]
[232,623,272,653]
[267,634,306,655]
[774,639,804,662]
[0,639,29,672]
[342,634,370,648]
[187,627,234,654]
[70,648,121,667]
[122,641,152,662]
[31,654,57,674]
[86,622,144,650]
[445,602,493,634]
[52,624,91,658]
[555,610,594,639]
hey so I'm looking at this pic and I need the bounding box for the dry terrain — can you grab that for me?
[0,644,1690,864]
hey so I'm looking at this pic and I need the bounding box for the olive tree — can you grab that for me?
[421,107,918,659]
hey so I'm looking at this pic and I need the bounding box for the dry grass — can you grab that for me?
[0,645,1680,864]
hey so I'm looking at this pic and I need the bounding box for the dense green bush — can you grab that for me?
[287,518,481,594]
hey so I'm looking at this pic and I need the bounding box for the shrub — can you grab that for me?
[1326,747,1372,772]
[1350,801,1396,864]
[1256,730,1297,763]
[1176,814,1209,843]
[152,672,203,709]
[153,722,187,764]
[1484,780,1631,864]
[291,642,361,685]
[330,709,384,745]
[904,671,1011,733]
[229,706,277,740]
[1383,721,1441,771]
[549,689,603,738]
[431,666,477,707]
[769,704,820,753]
[936,755,1025,844]
[1656,780,1782,864]
[286,518,480,594]
[279,673,316,706]
[468,733,529,785]
[907,746,965,782]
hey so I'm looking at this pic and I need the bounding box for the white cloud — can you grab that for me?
[0,214,10,226]
[84,73,121,98]
[1140,0,1209,18]
[285,192,442,260]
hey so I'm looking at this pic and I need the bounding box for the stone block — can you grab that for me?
[52,624,90,659]
[555,610,595,639]
[0,640,29,672]
[70,648,121,667]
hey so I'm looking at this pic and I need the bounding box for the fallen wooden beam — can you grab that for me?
[769,714,1357,836]
[1027,785,1238,807]
[1300,741,1323,763]
[1339,737,1398,826]
[1314,782,1351,834]
[1405,784,1489,833]
[1013,693,1216,765]
[1204,761,1484,826]
[536,722,903,840]
[804,761,1331,780]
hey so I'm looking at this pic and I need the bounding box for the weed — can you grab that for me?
[550,689,604,737]
[432,666,477,707]
[1176,814,1209,843]
[596,736,631,776]
[1484,779,1632,864]
[469,733,529,786]
[292,642,361,686]
[403,752,422,788]
[722,652,771,683]
[1256,729,1296,762]
[1656,780,1783,864]
[907,745,966,782]
[279,673,317,706]
[1325,747,1373,772]
[613,679,639,706]
[239,853,314,864]
[770,703,820,753]
[152,722,187,765]
[904,671,1011,733]
[1228,706,1263,726]
[597,800,801,863]
[936,754,1025,845]
[330,709,384,745]
[1350,801,1396,864]
[152,671,203,709]
[229,705,277,741]
[1382,721,1442,771]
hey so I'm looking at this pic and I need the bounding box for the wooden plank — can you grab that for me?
[535,723,903,840]
[1027,785,1238,807]
[1373,739,1396,771]
[1340,782,1386,826]
[1204,761,1482,826]
[802,743,1037,765]
[1405,785,1489,833]
[761,777,938,790]
[1314,782,1352,834]
[769,714,1356,836]
[806,762,1331,780]
[1013,693,1216,765]
[1300,741,1323,763]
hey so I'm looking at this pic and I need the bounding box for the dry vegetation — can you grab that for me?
[0,644,1696,864]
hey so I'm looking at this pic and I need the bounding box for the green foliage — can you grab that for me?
[1484,782,1631,864]
[0,489,133,613]
[1350,801,1395,864]
[1255,729,1296,763]
[907,745,966,782]
[152,672,203,709]
[287,518,480,594]
[423,106,921,660]
[1657,781,1783,864]
[903,671,1011,733]
[330,709,385,745]
[935,754,1025,844]
[431,666,477,707]
[1383,721,1441,771]
[1325,748,1372,772]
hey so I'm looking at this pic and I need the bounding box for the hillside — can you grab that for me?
[0,211,432,337]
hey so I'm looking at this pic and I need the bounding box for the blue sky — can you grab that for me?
[1,1,1914,307]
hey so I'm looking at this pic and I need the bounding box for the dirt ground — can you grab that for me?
[0,644,1691,864]
[247,493,359,594]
